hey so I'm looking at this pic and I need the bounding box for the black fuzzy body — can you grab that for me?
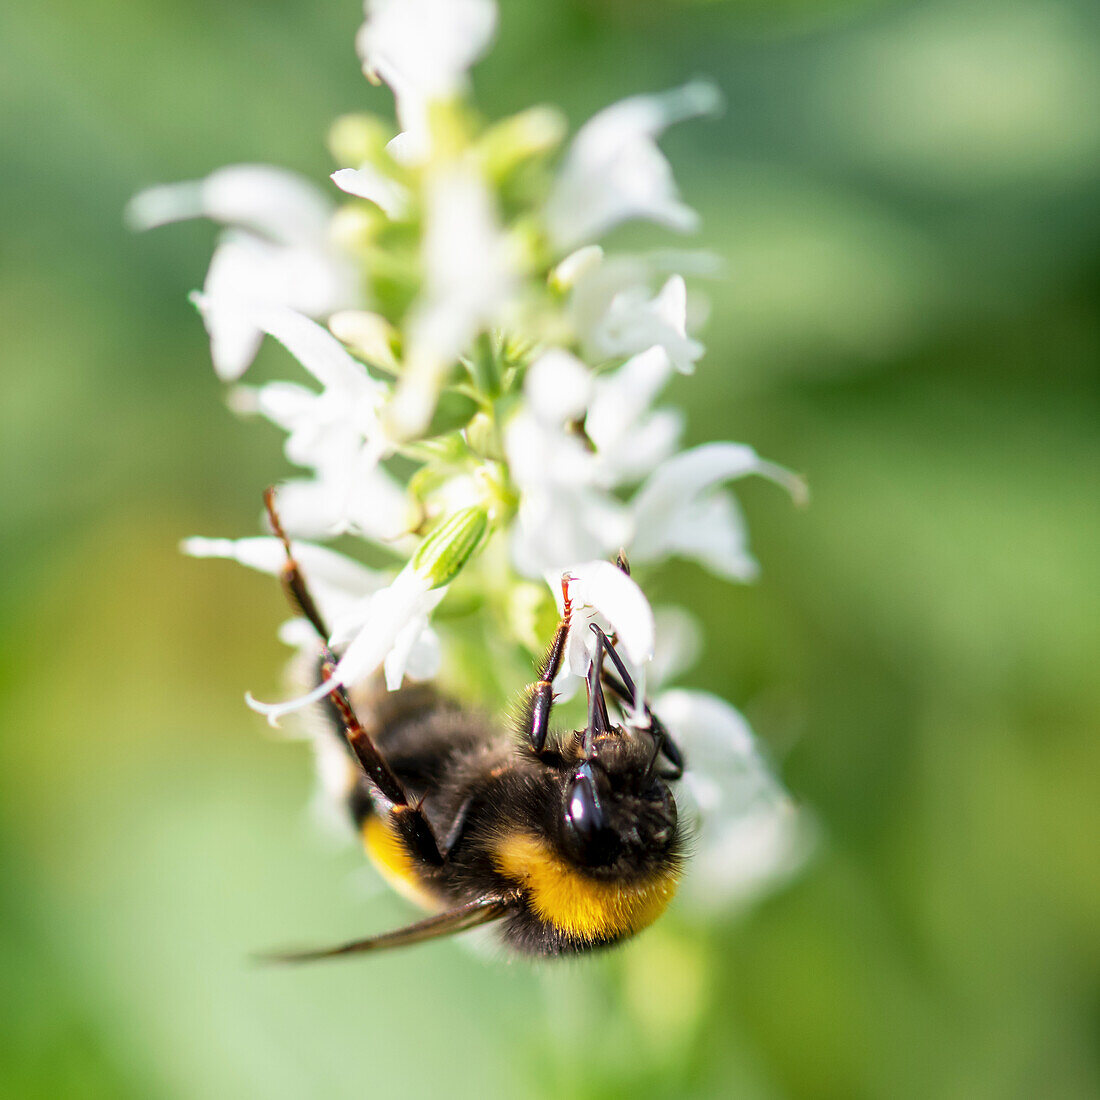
[324,679,683,957]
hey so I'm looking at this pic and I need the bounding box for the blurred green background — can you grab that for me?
[3,0,1099,1096]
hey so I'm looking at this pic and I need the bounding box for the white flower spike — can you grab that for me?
[147,2,807,923]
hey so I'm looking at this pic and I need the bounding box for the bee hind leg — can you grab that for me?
[263,486,448,865]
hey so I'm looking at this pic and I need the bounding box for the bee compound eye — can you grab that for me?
[567,767,605,840]
[565,764,619,866]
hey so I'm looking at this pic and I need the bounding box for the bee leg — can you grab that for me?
[582,625,612,757]
[439,792,476,857]
[264,487,447,865]
[521,578,573,753]
[596,630,685,780]
[263,486,330,641]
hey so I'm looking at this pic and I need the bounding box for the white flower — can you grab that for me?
[328,566,446,691]
[567,249,721,357]
[388,164,518,438]
[505,349,627,576]
[648,604,703,688]
[544,81,722,252]
[587,274,703,374]
[127,165,357,379]
[547,560,656,717]
[654,689,810,910]
[127,164,333,242]
[506,344,683,575]
[194,298,402,538]
[585,345,683,485]
[182,533,441,691]
[248,564,446,726]
[630,442,808,581]
[246,506,488,724]
[260,468,416,546]
[356,0,498,162]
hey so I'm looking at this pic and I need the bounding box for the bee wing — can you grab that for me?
[654,689,812,914]
[256,897,511,963]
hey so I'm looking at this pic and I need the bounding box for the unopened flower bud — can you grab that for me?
[411,506,489,588]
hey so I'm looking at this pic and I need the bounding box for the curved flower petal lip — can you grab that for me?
[358,0,497,97]
[126,164,334,245]
[181,536,387,594]
[196,232,358,381]
[634,441,808,515]
[545,81,722,251]
[682,798,812,913]
[649,606,703,688]
[191,295,385,397]
[330,167,410,219]
[586,345,675,451]
[629,441,808,572]
[654,688,757,762]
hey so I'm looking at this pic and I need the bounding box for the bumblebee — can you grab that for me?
[262,493,685,961]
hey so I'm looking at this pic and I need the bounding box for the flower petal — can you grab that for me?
[357,0,497,160]
[524,349,594,426]
[589,274,704,374]
[649,605,703,688]
[330,567,441,686]
[590,345,673,434]
[192,295,382,395]
[181,535,382,592]
[391,165,516,437]
[198,234,358,380]
[629,442,807,575]
[127,164,334,245]
[545,81,722,250]
[652,687,809,910]
[554,559,656,670]
[331,166,410,219]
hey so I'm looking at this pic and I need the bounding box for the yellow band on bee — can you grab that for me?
[492,832,678,942]
[362,816,439,911]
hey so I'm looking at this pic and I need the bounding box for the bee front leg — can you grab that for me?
[521,580,573,754]
[597,629,685,780]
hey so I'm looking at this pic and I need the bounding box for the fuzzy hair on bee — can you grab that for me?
[260,491,686,962]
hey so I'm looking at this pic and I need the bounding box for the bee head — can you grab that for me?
[557,736,680,878]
